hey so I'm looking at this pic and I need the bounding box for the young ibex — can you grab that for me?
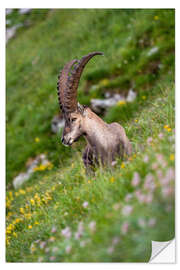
[57,52,132,170]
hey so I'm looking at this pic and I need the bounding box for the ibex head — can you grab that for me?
[57,52,103,146]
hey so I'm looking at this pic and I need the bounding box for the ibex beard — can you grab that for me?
[57,52,132,170]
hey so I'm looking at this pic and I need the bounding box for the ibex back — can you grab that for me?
[57,52,132,170]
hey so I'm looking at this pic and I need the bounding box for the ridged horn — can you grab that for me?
[57,51,103,114]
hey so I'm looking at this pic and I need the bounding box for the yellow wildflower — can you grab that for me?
[133,154,137,158]
[167,128,172,132]
[134,119,138,123]
[25,204,29,209]
[35,137,40,143]
[99,78,109,87]
[117,100,126,106]
[142,95,146,100]
[154,15,159,20]
[26,187,33,192]
[34,221,39,225]
[164,125,169,129]
[20,207,25,214]
[54,204,58,209]
[6,237,10,245]
[110,177,115,183]
[30,198,35,206]
[6,200,11,208]
[13,232,17,238]
[13,218,21,224]
[170,154,175,161]
[7,212,13,218]
[28,225,32,229]
[24,213,32,219]
[9,191,13,198]
[121,163,125,168]
[6,224,15,234]
[30,245,36,253]
[47,162,53,170]
[88,180,91,184]
[19,189,26,195]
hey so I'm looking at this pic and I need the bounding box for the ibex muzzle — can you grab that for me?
[57,52,132,169]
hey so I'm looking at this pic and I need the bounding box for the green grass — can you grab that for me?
[6,9,175,262]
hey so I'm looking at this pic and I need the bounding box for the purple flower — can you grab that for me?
[162,186,173,197]
[147,137,153,145]
[112,237,120,246]
[144,173,156,191]
[75,231,83,240]
[144,192,153,204]
[125,193,133,202]
[165,205,172,212]
[131,172,140,187]
[39,241,46,249]
[148,218,156,227]
[82,201,89,208]
[156,154,167,167]
[49,256,56,261]
[122,205,133,216]
[52,247,58,253]
[89,221,96,232]
[65,245,72,254]
[107,246,114,254]
[151,162,158,170]
[157,169,163,180]
[111,161,117,166]
[135,190,146,203]
[143,155,149,163]
[121,222,129,235]
[51,226,57,233]
[61,227,72,239]
[158,133,164,139]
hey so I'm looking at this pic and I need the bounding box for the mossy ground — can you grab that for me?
[6,9,175,262]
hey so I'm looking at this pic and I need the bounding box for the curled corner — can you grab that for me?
[149,239,175,263]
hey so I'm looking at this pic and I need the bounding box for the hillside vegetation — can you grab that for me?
[6,9,175,262]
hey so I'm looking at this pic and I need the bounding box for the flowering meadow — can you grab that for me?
[6,9,175,262]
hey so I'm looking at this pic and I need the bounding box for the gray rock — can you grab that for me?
[13,172,31,189]
[147,47,159,57]
[18,9,32,15]
[6,19,11,26]
[13,154,50,189]
[91,94,125,113]
[91,89,137,113]
[6,24,22,43]
[6,9,13,15]
[126,89,137,102]
[51,115,64,133]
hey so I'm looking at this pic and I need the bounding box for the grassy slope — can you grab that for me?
[6,9,175,262]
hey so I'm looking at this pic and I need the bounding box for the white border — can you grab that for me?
[1,1,179,269]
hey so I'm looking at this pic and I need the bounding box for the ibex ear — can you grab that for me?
[77,103,85,114]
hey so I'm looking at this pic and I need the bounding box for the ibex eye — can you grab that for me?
[72,118,77,122]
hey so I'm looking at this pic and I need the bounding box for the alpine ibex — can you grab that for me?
[57,52,132,170]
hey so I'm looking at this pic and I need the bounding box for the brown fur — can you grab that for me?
[58,52,132,170]
[61,107,132,169]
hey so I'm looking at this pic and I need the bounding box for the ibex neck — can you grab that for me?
[83,110,109,150]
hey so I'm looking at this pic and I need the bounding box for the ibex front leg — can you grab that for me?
[82,145,97,174]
